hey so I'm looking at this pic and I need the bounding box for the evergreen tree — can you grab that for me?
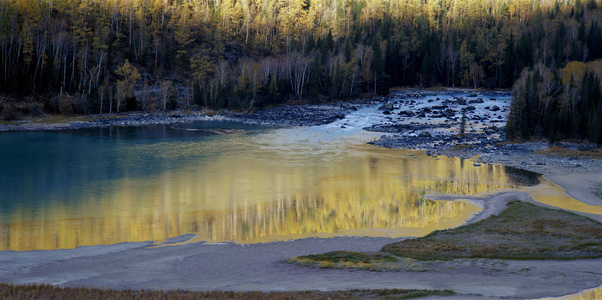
[370,33,390,95]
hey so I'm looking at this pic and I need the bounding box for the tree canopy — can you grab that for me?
[2,0,602,127]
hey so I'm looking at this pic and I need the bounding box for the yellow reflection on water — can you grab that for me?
[0,141,524,251]
[541,285,602,300]
[523,177,602,215]
[566,286,602,300]
[1,126,595,251]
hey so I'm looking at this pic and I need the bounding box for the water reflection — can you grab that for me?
[0,113,593,251]
[0,130,520,251]
[541,285,602,299]
[505,166,541,186]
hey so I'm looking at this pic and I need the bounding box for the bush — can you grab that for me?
[19,103,44,117]
[1,105,22,120]
[58,96,74,116]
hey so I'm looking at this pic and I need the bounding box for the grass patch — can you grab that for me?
[594,182,602,200]
[534,146,602,158]
[449,144,473,150]
[288,251,430,272]
[382,201,602,260]
[32,115,94,124]
[0,283,455,299]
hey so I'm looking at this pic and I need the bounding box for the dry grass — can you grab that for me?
[449,144,473,150]
[32,115,95,124]
[288,252,431,272]
[424,86,452,92]
[534,146,602,158]
[594,182,602,200]
[382,201,602,260]
[0,283,455,299]
[287,251,431,272]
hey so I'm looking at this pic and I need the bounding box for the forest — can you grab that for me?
[1,0,602,142]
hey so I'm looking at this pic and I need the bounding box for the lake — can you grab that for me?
[0,105,577,251]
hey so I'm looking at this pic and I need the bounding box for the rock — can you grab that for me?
[469,98,484,104]
[455,98,467,105]
[379,102,394,110]
[383,110,391,115]
[490,105,501,111]
[418,131,432,138]
[468,93,478,97]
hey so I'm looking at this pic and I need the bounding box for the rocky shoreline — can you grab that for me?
[229,102,367,127]
[0,101,367,131]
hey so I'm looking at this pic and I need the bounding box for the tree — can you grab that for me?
[115,59,140,113]
[159,80,172,112]
[370,33,389,95]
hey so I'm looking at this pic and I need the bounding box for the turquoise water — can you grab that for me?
[0,107,574,251]
[0,122,263,215]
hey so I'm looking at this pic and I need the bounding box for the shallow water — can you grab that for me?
[0,104,590,251]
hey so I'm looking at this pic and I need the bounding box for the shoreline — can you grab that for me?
[1,90,602,299]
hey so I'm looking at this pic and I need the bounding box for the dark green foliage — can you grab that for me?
[193,81,203,107]
[507,66,602,144]
[124,96,138,112]
[308,56,321,103]
[370,33,390,95]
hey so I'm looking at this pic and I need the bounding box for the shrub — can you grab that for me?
[58,96,74,116]
[1,105,22,120]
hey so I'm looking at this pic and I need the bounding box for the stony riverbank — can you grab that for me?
[0,101,369,131]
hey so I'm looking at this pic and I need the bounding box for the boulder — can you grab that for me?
[418,131,432,138]
[469,98,484,104]
[378,102,394,110]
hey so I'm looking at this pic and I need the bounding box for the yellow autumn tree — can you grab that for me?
[115,59,140,113]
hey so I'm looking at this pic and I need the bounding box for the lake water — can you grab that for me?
[0,105,586,251]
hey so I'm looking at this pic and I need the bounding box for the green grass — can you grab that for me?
[382,201,602,260]
[287,251,430,272]
[0,283,456,299]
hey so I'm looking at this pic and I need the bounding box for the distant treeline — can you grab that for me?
[506,61,602,144]
[2,0,602,140]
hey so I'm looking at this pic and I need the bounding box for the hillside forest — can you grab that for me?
[2,0,602,142]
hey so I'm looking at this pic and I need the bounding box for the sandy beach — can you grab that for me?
[0,153,601,299]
